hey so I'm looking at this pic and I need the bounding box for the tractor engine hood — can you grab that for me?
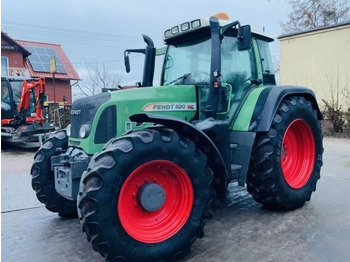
[68,85,198,154]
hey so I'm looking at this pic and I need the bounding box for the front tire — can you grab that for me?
[78,129,214,262]
[247,96,323,210]
[31,131,77,217]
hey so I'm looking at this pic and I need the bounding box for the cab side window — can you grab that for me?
[221,35,257,102]
[221,36,256,91]
[218,35,257,118]
[257,40,276,85]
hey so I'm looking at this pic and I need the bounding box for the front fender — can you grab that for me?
[130,113,228,199]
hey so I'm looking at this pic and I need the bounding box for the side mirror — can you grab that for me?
[238,25,251,51]
[124,52,130,73]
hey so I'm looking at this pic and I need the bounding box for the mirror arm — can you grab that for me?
[124,49,146,73]
[124,49,145,54]
[221,21,240,35]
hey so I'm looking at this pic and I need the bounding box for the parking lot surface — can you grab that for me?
[1,137,350,262]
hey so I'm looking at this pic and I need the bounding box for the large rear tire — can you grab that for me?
[247,96,323,210]
[31,131,77,217]
[78,129,214,262]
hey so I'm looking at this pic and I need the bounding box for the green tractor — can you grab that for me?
[31,13,323,262]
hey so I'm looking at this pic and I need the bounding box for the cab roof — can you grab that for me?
[163,14,274,43]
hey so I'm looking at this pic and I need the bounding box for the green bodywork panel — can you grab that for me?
[232,86,266,131]
[69,85,197,154]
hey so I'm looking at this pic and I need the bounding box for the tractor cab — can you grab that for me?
[125,13,276,122]
[161,14,276,120]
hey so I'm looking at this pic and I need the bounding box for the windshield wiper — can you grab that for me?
[166,73,191,86]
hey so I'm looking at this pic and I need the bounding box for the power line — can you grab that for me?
[72,59,124,65]
[72,54,143,65]
[3,26,147,45]
[2,21,163,44]
[3,21,160,40]
[2,21,164,65]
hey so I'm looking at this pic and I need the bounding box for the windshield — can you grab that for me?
[162,34,256,87]
[162,35,211,86]
[14,81,36,115]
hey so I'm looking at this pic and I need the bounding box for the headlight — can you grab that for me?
[66,124,71,137]
[79,124,91,138]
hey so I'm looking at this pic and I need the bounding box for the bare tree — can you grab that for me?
[322,68,350,133]
[75,62,124,98]
[281,0,350,34]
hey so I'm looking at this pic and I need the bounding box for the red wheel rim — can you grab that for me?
[118,160,193,243]
[281,119,315,189]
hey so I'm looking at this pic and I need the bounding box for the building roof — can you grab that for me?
[15,39,80,80]
[1,31,31,57]
[278,21,350,39]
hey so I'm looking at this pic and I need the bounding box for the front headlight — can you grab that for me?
[79,124,91,138]
[66,124,71,137]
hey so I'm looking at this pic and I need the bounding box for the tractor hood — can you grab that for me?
[69,85,197,154]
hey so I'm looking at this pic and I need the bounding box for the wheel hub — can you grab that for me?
[118,160,194,243]
[137,182,166,212]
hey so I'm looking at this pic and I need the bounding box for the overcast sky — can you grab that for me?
[1,0,290,87]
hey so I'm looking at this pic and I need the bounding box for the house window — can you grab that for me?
[1,57,9,76]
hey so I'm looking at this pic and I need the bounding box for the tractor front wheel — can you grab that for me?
[31,130,77,217]
[78,129,214,262]
[247,96,323,210]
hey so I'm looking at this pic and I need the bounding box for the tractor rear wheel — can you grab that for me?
[247,96,323,210]
[31,131,77,217]
[78,129,214,262]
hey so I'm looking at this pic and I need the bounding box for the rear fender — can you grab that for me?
[249,86,323,132]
